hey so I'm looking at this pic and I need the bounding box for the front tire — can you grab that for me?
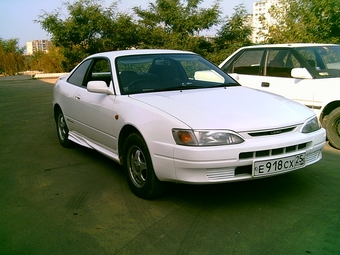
[324,107,340,149]
[123,133,168,199]
[55,109,72,148]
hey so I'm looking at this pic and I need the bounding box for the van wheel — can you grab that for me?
[123,133,168,199]
[324,107,340,149]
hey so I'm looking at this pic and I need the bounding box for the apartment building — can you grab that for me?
[251,0,280,43]
[26,40,50,55]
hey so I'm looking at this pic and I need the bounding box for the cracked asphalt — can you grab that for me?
[1,76,340,255]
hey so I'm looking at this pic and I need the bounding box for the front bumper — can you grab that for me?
[153,128,326,183]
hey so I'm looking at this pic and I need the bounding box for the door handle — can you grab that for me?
[261,82,270,87]
[75,95,80,100]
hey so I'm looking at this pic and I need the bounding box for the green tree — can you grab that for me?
[0,38,25,75]
[210,3,252,64]
[36,0,139,70]
[27,45,66,73]
[133,0,221,56]
[215,4,252,49]
[263,0,340,44]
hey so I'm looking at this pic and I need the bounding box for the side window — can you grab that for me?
[266,50,292,78]
[296,49,318,69]
[231,50,264,75]
[88,58,112,87]
[288,53,303,69]
[67,59,92,86]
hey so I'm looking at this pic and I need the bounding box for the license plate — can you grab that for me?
[253,153,305,177]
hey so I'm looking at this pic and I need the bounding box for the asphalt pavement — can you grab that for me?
[0,76,339,255]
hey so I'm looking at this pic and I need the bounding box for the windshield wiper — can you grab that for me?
[156,85,203,92]
[214,82,239,87]
[152,81,240,92]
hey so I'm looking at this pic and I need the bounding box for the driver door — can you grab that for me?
[259,49,314,107]
[229,48,314,108]
[72,58,118,152]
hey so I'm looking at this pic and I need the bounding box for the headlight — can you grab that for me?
[301,116,321,133]
[172,129,244,146]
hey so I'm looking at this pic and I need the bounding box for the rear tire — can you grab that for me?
[55,109,73,148]
[123,133,168,199]
[323,107,340,149]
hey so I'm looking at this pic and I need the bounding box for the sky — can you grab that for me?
[0,0,255,48]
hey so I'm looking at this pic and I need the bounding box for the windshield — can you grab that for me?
[116,53,238,95]
[295,45,340,78]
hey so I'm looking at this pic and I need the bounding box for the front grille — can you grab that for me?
[306,150,320,163]
[239,142,308,160]
[206,168,235,180]
[248,126,296,137]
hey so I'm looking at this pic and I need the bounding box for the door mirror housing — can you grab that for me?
[291,68,313,79]
[194,70,224,83]
[87,81,113,95]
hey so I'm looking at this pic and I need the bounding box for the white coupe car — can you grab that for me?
[53,49,326,198]
[219,43,340,149]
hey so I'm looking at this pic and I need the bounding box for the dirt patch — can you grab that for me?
[41,78,58,84]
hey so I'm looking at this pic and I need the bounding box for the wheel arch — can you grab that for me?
[118,124,143,163]
[320,100,340,121]
[53,104,62,121]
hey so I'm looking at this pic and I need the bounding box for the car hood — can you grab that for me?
[129,87,314,131]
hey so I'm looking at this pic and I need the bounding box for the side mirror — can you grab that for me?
[87,81,113,95]
[194,70,224,83]
[291,68,312,79]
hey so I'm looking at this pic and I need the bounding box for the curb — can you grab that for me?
[34,73,69,79]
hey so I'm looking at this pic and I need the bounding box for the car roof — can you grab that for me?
[240,43,339,50]
[86,49,195,60]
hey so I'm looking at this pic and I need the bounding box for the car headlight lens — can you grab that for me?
[172,129,244,146]
[301,116,321,133]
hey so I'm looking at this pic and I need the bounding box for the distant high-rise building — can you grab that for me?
[251,0,280,43]
[26,40,50,55]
